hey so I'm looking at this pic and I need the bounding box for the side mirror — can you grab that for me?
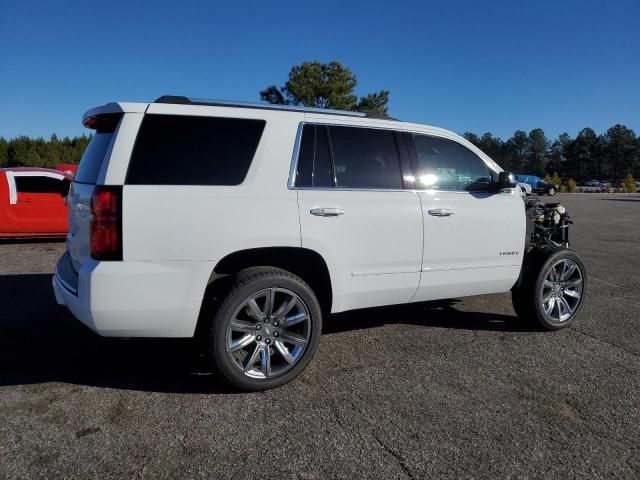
[496,171,517,191]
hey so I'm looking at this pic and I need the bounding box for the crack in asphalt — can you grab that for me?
[326,394,416,478]
[569,326,640,360]
[589,273,636,292]
[371,432,414,479]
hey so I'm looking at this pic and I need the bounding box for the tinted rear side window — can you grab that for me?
[75,121,121,185]
[15,176,64,194]
[126,115,266,185]
[296,125,334,187]
[328,126,402,189]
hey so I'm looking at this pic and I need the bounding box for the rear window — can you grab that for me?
[126,114,266,185]
[75,114,121,184]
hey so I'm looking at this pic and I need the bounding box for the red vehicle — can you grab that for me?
[55,163,78,177]
[0,167,72,238]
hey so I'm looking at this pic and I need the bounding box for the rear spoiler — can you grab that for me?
[81,102,148,128]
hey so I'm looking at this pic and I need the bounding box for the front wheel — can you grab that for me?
[512,247,587,330]
[547,187,556,196]
[206,267,322,391]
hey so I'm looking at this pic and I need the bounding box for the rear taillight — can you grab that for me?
[90,186,122,260]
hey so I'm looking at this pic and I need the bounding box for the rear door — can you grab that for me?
[407,133,525,301]
[295,123,423,313]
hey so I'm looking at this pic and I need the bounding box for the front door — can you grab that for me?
[9,172,68,234]
[294,123,423,313]
[406,133,525,302]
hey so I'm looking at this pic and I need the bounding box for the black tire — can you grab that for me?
[512,247,587,330]
[206,267,322,391]
[547,187,556,196]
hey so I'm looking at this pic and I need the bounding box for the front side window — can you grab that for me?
[328,126,403,189]
[127,115,266,185]
[411,135,493,191]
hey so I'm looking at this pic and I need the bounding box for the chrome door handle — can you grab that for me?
[428,208,455,217]
[310,207,345,217]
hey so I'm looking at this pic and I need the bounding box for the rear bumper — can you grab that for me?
[53,255,215,337]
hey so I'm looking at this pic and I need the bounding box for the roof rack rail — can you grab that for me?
[153,95,395,120]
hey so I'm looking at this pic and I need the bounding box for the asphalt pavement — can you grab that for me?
[0,193,638,479]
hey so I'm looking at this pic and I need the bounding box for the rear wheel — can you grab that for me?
[207,267,322,391]
[512,247,586,330]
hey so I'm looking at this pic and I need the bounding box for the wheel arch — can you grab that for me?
[203,246,333,315]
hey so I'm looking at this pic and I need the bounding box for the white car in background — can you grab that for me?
[584,179,610,188]
[516,181,532,196]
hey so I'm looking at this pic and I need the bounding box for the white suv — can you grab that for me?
[53,96,587,390]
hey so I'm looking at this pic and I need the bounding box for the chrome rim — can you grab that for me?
[541,259,583,323]
[226,288,311,379]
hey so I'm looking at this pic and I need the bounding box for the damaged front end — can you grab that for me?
[513,197,587,330]
[524,198,572,248]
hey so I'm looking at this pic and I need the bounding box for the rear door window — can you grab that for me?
[327,126,403,189]
[126,114,266,185]
[296,125,334,187]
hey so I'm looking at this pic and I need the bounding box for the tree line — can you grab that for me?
[0,133,91,169]
[463,125,639,181]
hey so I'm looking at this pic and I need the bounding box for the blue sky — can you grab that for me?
[1,0,638,141]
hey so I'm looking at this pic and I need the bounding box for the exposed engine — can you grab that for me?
[525,198,572,248]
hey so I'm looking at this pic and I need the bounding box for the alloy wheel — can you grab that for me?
[540,259,583,323]
[225,288,312,379]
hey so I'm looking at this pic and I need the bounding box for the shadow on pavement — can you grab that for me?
[0,238,66,245]
[0,273,529,393]
[601,197,640,202]
[324,299,529,335]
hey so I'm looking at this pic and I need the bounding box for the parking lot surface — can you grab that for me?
[1,193,639,479]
